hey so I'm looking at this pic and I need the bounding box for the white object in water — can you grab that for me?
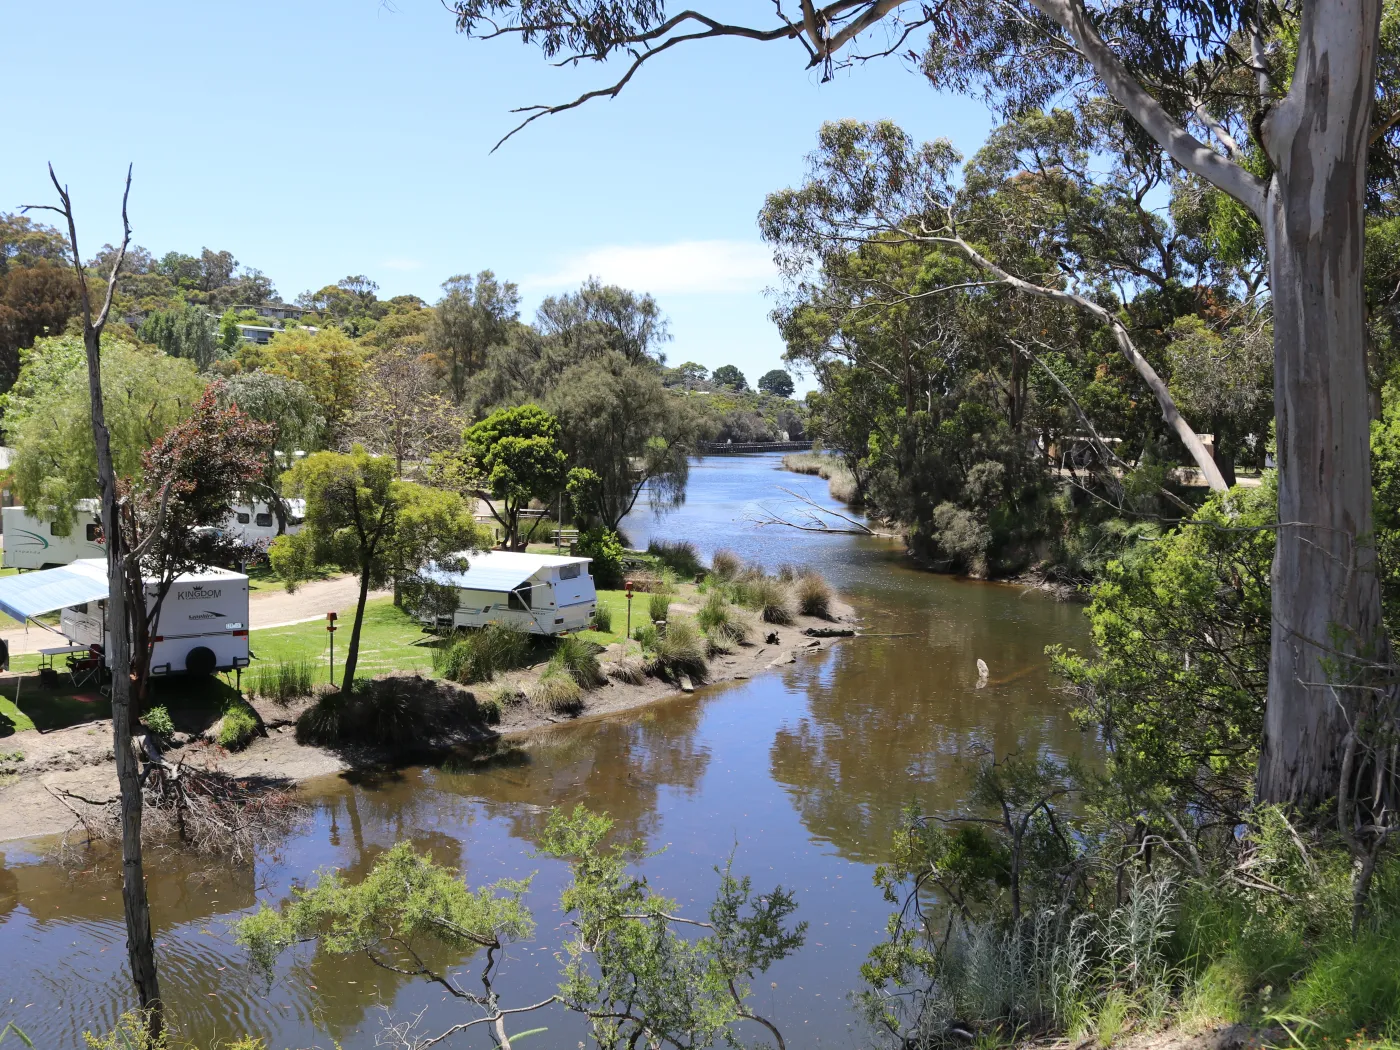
[976,658,989,687]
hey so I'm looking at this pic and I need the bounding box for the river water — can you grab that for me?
[0,453,1090,1048]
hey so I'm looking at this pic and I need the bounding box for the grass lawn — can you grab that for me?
[245,561,343,593]
[248,596,445,683]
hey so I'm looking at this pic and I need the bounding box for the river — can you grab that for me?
[0,453,1091,1048]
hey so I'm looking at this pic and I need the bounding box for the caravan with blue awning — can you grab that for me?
[420,550,596,635]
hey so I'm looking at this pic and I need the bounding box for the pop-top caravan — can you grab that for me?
[0,558,251,676]
[1,502,105,569]
[421,550,596,635]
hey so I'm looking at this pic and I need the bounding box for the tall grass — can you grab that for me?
[648,539,704,578]
[697,591,753,647]
[781,451,859,505]
[592,603,613,632]
[710,548,742,580]
[435,623,533,684]
[249,657,317,705]
[530,663,584,714]
[647,619,708,683]
[795,572,834,619]
[648,591,672,623]
[732,574,795,625]
[552,635,605,689]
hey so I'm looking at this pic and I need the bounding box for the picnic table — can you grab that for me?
[38,643,89,672]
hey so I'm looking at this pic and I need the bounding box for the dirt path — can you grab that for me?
[0,575,391,657]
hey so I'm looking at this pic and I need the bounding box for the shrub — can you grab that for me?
[577,526,625,588]
[553,635,605,689]
[648,538,704,578]
[530,664,584,714]
[478,684,522,725]
[710,548,742,580]
[592,603,613,632]
[219,700,260,751]
[249,658,317,705]
[437,623,533,684]
[647,619,708,683]
[733,574,795,625]
[795,572,834,619]
[634,623,659,649]
[648,591,672,623]
[697,591,752,646]
[296,676,481,755]
[606,654,646,684]
[142,704,175,740]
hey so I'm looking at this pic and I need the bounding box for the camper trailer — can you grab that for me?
[0,558,250,676]
[222,498,306,546]
[421,550,596,635]
[1,502,104,569]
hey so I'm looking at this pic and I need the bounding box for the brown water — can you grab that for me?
[0,454,1091,1048]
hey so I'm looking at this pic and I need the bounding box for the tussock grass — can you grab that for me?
[648,539,704,578]
[605,654,647,684]
[795,572,834,619]
[782,450,858,505]
[296,676,479,755]
[530,664,584,714]
[648,591,672,623]
[218,700,260,751]
[592,603,613,632]
[710,548,742,580]
[552,635,605,689]
[249,657,317,706]
[646,619,708,683]
[435,623,533,684]
[733,574,795,625]
[697,591,753,647]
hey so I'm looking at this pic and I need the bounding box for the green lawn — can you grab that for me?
[245,561,343,593]
[248,596,445,683]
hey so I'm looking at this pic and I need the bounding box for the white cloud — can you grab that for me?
[524,240,774,295]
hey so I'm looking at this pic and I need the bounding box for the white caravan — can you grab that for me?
[222,499,306,547]
[1,502,105,569]
[0,558,251,676]
[421,550,597,635]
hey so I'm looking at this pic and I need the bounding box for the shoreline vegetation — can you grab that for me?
[0,550,855,844]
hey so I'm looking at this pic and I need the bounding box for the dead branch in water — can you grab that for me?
[746,487,876,535]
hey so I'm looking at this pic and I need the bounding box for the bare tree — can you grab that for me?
[343,345,464,476]
[25,166,163,1034]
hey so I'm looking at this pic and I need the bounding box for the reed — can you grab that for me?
[249,657,317,705]
[647,618,708,683]
[795,572,834,619]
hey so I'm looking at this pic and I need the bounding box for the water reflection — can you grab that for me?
[0,454,1093,1049]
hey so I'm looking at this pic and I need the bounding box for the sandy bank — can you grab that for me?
[0,601,855,844]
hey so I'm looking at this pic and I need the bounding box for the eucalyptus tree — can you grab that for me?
[432,270,521,402]
[446,0,1398,812]
[535,276,671,364]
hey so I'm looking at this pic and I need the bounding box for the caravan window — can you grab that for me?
[50,521,71,538]
[236,512,250,524]
[85,523,99,542]
[508,589,530,611]
[255,512,273,528]
[559,564,581,580]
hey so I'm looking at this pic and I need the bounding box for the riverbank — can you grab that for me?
[0,599,854,843]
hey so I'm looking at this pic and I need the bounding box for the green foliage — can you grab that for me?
[530,662,585,713]
[696,591,753,647]
[248,658,316,705]
[710,548,742,580]
[794,571,834,618]
[647,538,703,578]
[577,526,624,588]
[218,699,260,751]
[464,403,569,548]
[1052,479,1275,826]
[712,364,748,391]
[82,1011,162,1050]
[538,805,805,1050]
[591,602,613,632]
[234,840,534,976]
[552,634,605,689]
[633,622,659,649]
[437,622,534,684]
[731,572,795,625]
[1371,383,1400,632]
[647,590,671,623]
[139,304,224,369]
[141,704,174,740]
[266,530,316,593]
[757,368,795,398]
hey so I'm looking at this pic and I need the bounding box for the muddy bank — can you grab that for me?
[0,602,855,843]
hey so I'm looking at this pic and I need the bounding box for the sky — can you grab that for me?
[2,0,994,393]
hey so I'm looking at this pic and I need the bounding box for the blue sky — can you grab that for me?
[2,0,993,392]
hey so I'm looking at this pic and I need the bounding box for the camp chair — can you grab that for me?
[68,652,101,690]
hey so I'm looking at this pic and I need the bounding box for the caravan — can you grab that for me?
[421,550,597,635]
[1,502,104,569]
[0,558,251,676]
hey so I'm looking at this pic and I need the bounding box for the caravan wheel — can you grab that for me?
[185,646,217,676]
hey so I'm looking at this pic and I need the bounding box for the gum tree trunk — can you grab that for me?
[1257,0,1386,805]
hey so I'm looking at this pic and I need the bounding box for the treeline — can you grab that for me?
[0,217,808,535]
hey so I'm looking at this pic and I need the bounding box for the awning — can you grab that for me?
[419,550,591,594]
[0,560,109,623]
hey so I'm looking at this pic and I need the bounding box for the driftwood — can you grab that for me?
[746,487,875,535]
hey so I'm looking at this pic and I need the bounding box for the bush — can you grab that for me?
[733,574,795,625]
[648,538,704,578]
[530,664,584,714]
[142,704,175,740]
[634,623,659,649]
[553,635,605,689]
[592,603,613,632]
[606,654,646,684]
[219,700,260,751]
[437,623,533,684]
[647,619,708,683]
[648,591,672,623]
[697,591,752,647]
[795,572,834,619]
[710,548,742,580]
[577,526,625,588]
[249,657,317,705]
[296,675,481,755]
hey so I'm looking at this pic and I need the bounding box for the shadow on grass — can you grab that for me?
[0,669,248,735]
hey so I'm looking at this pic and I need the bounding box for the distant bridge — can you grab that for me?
[695,441,814,454]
